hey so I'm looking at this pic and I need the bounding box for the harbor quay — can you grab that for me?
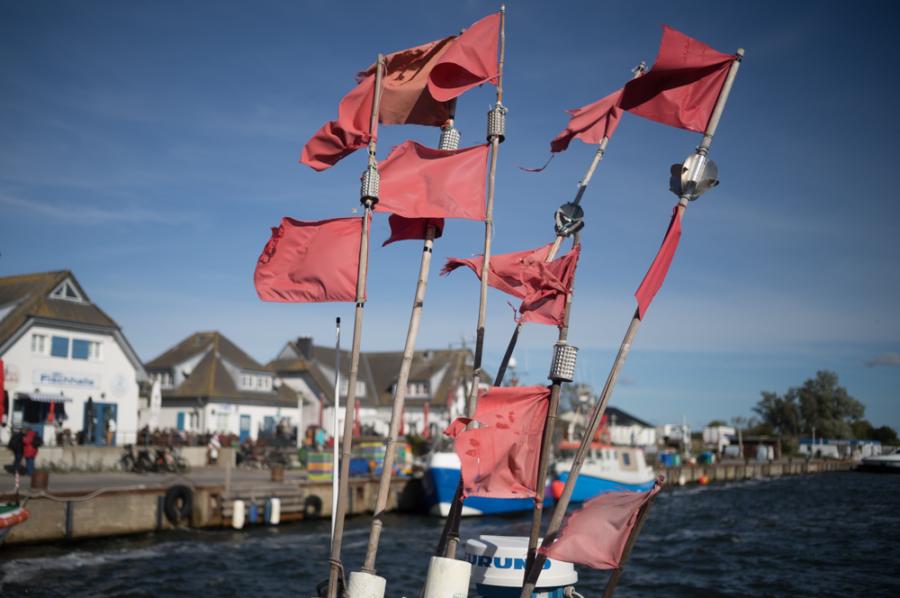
[1,451,852,546]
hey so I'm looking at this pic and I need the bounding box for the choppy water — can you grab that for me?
[2,472,899,597]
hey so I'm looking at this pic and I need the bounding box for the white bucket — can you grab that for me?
[423,555,471,598]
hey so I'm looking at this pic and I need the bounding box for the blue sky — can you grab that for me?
[2,1,898,432]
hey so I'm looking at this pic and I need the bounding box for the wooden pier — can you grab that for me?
[656,458,854,486]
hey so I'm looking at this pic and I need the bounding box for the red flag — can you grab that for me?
[428,13,500,102]
[442,243,580,326]
[254,216,366,303]
[383,215,445,246]
[358,37,455,126]
[635,206,682,319]
[539,477,664,569]
[300,76,376,171]
[377,141,488,220]
[550,88,624,153]
[620,26,736,133]
[444,385,550,498]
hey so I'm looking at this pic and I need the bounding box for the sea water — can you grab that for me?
[2,472,898,597]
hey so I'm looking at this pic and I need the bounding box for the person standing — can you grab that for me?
[6,428,23,474]
[22,427,41,475]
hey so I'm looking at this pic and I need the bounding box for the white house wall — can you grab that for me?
[1,323,140,445]
[159,402,300,442]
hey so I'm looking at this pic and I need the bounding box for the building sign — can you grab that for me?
[33,369,99,389]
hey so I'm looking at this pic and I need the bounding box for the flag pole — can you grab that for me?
[330,317,342,543]
[494,63,647,401]
[519,48,743,598]
[439,4,506,560]
[601,490,660,597]
[360,98,461,578]
[522,62,648,575]
[326,53,385,598]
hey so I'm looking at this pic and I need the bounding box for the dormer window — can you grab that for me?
[50,279,85,303]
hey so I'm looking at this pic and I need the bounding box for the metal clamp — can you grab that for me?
[669,153,719,201]
[439,126,461,151]
[554,202,585,237]
[360,165,380,204]
[487,103,507,143]
[549,341,578,383]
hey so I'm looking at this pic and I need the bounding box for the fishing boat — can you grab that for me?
[552,445,656,503]
[423,450,553,516]
[0,502,30,546]
[857,447,900,473]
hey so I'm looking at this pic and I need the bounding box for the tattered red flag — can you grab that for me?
[254,216,366,302]
[428,13,500,102]
[444,385,550,499]
[540,477,664,569]
[358,37,456,126]
[382,215,444,247]
[442,243,580,326]
[300,76,376,171]
[550,88,625,153]
[620,25,736,133]
[377,140,488,221]
[634,206,683,319]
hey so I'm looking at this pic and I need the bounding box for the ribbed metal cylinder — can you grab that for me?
[360,165,380,203]
[486,103,506,143]
[548,342,578,383]
[438,126,461,151]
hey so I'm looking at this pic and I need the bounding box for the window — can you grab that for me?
[217,413,229,432]
[31,334,47,355]
[50,336,69,358]
[50,280,85,303]
[72,339,100,361]
[622,452,631,466]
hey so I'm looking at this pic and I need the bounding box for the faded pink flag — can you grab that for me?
[444,385,550,499]
[634,206,683,319]
[540,477,664,569]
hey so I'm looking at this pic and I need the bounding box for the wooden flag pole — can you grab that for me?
[440,4,506,560]
[361,230,438,572]
[601,491,659,598]
[330,317,342,544]
[362,100,460,577]
[326,54,385,598]
[523,62,648,575]
[519,49,743,598]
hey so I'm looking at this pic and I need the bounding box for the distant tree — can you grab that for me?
[871,425,899,445]
[707,419,727,427]
[754,371,864,440]
[752,390,800,437]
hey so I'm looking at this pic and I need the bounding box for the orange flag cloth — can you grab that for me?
[254,216,366,302]
[428,13,500,102]
[540,477,664,569]
[444,385,550,499]
[634,206,683,319]
[377,141,488,221]
[358,37,456,126]
[442,243,580,326]
[550,88,625,153]
[621,25,736,133]
[300,76,376,171]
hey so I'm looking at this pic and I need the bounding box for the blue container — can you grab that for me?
[248,502,259,524]
[349,457,370,476]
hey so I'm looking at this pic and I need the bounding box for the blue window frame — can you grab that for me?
[72,339,89,360]
[51,336,69,358]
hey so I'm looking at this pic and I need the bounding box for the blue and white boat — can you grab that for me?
[553,445,656,503]
[423,451,549,516]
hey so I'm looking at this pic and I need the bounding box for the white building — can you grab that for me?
[268,337,477,441]
[703,425,737,453]
[145,331,300,442]
[605,406,657,448]
[0,271,146,446]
